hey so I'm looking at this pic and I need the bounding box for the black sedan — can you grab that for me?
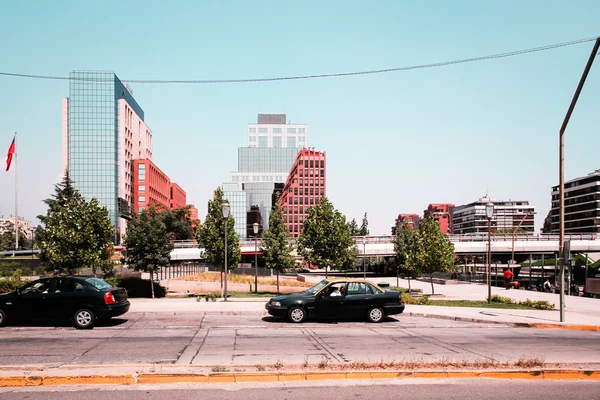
[265,278,405,323]
[0,276,130,329]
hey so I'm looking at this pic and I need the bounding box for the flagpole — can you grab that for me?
[14,132,18,252]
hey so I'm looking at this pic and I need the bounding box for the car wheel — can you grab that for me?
[73,308,95,329]
[288,306,306,323]
[0,309,7,327]
[367,307,384,323]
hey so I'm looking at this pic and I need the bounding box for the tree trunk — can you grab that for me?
[408,276,411,292]
[277,270,280,293]
[430,274,435,295]
[150,270,155,299]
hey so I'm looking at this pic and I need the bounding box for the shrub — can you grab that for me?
[519,299,554,310]
[0,262,27,277]
[205,292,220,302]
[105,276,167,298]
[0,278,23,293]
[401,293,431,305]
[489,294,514,304]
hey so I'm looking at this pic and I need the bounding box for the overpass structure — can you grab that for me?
[171,233,600,261]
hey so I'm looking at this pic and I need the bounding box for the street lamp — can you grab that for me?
[221,203,230,301]
[510,211,536,269]
[253,222,259,293]
[362,238,367,279]
[485,202,494,304]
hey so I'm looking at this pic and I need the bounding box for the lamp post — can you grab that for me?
[221,203,230,301]
[485,202,494,304]
[362,238,367,279]
[253,222,259,293]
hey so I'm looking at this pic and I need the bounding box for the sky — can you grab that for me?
[0,0,599,235]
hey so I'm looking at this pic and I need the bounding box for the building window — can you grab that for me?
[273,128,282,133]
[139,185,146,191]
[249,128,256,133]
[299,136,305,143]
[138,196,146,202]
[138,163,146,181]
[138,207,145,213]
[258,136,267,147]
[273,136,282,147]
[287,137,296,147]
[258,127,268,133]
[287,128,296,133]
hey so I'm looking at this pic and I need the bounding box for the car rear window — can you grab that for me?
[83,277,113,290]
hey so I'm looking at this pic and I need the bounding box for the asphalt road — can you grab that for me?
[1,380,599,400]
[1,312,599,365]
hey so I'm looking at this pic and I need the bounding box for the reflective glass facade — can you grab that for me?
[222,183,247,238]
[238,147,299,172]
[66,71,147,243]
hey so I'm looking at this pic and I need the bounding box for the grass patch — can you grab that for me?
[427,300,533,309]
[225,291,283,298]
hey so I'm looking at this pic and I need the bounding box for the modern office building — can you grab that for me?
[246,205,262,238]
[63,71,190,243]
[227,114,307,235]
[549,169,600,233]
[423,203,455,234]
[452,197,535,234]
[391,214,420,235]
[280,149,326,237]
[222,183,247,239]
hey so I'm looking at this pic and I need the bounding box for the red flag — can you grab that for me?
[6,136,15,172]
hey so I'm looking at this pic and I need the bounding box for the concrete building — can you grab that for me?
[549,169,600,233]
[170,183,187,209]
[280,149,326,237]
[0,215,34,242]
[227,114,307,235]
[424,203,455,234]
[452,196,535,235]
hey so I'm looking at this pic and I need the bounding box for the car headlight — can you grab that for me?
[271,301,281,307]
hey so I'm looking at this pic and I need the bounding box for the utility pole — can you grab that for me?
[558,37,600,322]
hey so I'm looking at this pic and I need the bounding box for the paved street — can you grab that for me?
[1,379,599,400]
[2,311,599,366]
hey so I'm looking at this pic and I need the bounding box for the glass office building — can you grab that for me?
[63,71,152,244]
[222,183,247,238]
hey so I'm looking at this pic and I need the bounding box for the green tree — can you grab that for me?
[393,218,422,292]
[338,245,360,277]
[160,206,194,241]
[123,206,173,298]
[262,195,295,292]
[359,212,369,236]
[347,218,361,237]
[417,215,455,295]
[37,173,114,275]
[298,197,354,277]
[197,187,241,289]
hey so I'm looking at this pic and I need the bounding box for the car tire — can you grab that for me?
[0,309,7,327]
[367,307,384,323]
[73,308,95,329]
[288,306,307,323]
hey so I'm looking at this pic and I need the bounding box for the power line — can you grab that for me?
[1,36,598,84]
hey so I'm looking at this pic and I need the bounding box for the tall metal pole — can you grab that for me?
[14,133,19,252]
[363,241,366,279]
[224,218,228,301]
[487,218,491,303]
[557,37,600,322]
[254,235,258,293]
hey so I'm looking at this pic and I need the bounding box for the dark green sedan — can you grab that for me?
[265,278,405,323]
[0,276,130,329]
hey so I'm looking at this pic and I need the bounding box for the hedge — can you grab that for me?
[105,276,167,298]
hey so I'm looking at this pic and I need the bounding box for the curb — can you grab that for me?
[1,369,599,387]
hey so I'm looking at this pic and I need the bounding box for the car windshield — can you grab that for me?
[305,280,328,295]
[83,277,113,290]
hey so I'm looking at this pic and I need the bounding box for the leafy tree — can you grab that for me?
[347,218,361,237]
[393,218,422,292]
[338,245,360,277]
[262,195,295,292]
[162,206,194,241]
[0,223,30,251]
[298,197,354,277]
[359,212,369,236]
[417,215,455,295]
[197,187,241,289]
[123,206,173,298]
[37,173,114,275]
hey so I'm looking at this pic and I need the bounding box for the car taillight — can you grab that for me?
[104,292,116,305]
[399,295,404,304]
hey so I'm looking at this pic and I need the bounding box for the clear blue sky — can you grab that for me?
[1,0,599,235]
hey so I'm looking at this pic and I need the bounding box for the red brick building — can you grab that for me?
[423,203,455,234]
[133,159,171,214]
[391,214,420,235]
[170,183,187,209]
[280,149,326,237]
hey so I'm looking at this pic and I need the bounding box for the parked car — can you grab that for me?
[0,276,130,329]
[265,278,404,323]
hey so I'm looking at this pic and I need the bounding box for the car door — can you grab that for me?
[45,277,80,321]
[314,283,347,319]
[344,282,371,317]
[14,278,54,321]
